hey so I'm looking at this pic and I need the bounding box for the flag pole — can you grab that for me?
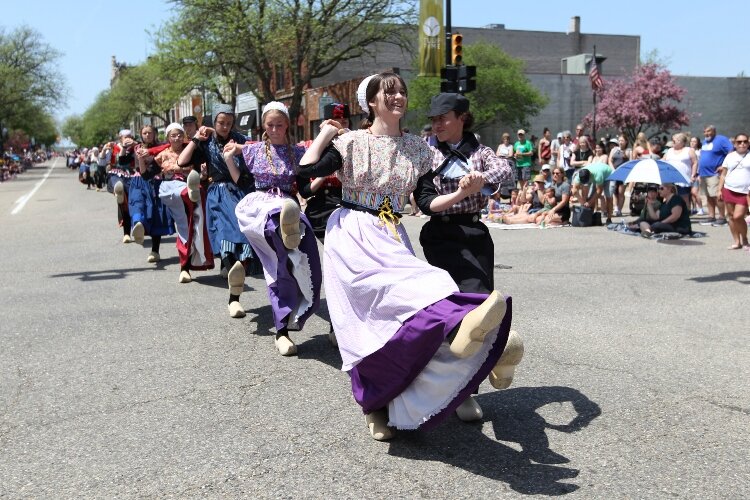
[592,45,597,141]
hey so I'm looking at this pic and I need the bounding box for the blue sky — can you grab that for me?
[3,1,745,123]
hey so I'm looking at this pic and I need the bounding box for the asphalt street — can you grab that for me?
[1,158,748,498]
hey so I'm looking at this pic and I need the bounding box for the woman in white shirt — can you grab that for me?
[663,133,697,206]
[718,132,750,249]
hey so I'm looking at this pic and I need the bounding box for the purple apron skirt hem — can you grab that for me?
[350,292,512,428]
[263,210,322,331]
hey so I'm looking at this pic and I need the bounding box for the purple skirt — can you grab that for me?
[350,293,512,430]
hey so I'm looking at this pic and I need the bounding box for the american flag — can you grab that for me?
[589,59,603,90]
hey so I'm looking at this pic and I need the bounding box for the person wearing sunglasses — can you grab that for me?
[717,133,750,249]
[638,183,692,237]
[542,166,572,225]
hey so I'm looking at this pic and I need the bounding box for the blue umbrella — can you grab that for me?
[607,158,691,184]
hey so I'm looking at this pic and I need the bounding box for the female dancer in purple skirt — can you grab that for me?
[226,102,321,356]
[299,73,523,440]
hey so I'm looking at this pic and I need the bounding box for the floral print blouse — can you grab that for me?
[242,142,307,193]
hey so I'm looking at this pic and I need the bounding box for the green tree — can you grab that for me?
[110,56,192,125]
[77,90,132,146]
[405,42,547,133]
[61,115,85,147]
[0,25,68,149]
[158,0,415,138]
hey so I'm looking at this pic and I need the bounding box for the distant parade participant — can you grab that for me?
[95,143,112,191]
[296,102,350,346]
[109,130,136,243]
[299,73,521,441]
[228,101,321,356]
[155,123,214,282]
[298,102,350,242]
[178,104,256,318]
[130,125,174,263]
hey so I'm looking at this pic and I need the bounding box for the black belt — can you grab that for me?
[432,213,481,223]
[341,201,402,220]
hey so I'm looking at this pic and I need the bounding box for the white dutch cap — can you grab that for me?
[262,101,289,118]
[357,74,377,114]
[119,129,133,138]
[165,122,185,135]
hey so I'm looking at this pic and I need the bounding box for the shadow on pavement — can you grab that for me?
[688,270,750,284]
[387,386,601,495]
[244,300,342,369]
[50,264,175,281]
[655,239,704,246]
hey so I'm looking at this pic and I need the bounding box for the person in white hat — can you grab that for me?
[225,101,322,356]
[298,72,522,441]
[152,123,214,283]
[178,103,258,318]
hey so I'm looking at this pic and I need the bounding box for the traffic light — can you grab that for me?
[451,33,463,65]
[458,65,477,94]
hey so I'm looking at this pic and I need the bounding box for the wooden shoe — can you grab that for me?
[450,291,506,358]
[227,261,245,295]
[279,199,301,249]
[488,330,524,389]
[228,301,246,318]
[147,251,160,263]
[187,170,201,203]
[114,180,125,204]
[365,409,394,441]
[132,222,145,244]
[274,335,298,356]
[122,234,132,244]
[455,396,483,422]
[178,270,192,283]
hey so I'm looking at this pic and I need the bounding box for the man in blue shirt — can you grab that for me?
[697,125,733,225]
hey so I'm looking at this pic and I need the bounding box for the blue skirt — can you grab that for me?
[206,182,253,259]
[128,176,175,236]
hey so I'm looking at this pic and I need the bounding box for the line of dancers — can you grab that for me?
[102,73,524,441]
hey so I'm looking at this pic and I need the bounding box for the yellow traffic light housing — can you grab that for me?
[451,33,463,65]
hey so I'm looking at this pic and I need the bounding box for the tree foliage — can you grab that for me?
[157,0,415,138]
[583,63,689,145]
[0,25,67,148]
[405,42,547,132]
[110,56,192,125]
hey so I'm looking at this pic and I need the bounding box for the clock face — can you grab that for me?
[422,16,440,37]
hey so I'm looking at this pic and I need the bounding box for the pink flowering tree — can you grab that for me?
[583,63,689,145]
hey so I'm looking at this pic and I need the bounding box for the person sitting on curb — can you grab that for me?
[638,183,692,237]
[530,187,558,225]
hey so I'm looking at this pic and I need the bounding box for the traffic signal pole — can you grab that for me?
[444,0,452,68]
